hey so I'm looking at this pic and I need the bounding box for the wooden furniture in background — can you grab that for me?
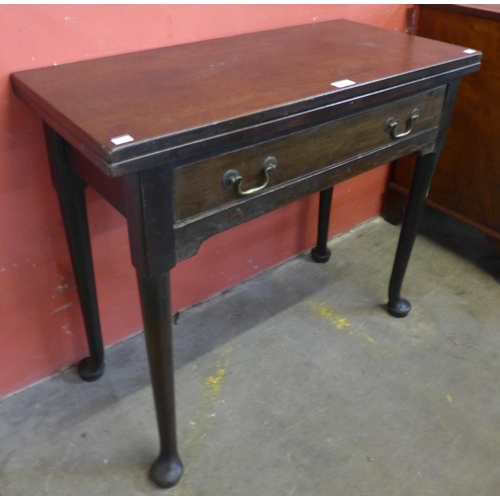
[11,20,479,488]
[385,4,500,241]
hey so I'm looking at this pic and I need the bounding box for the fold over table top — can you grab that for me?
[11,19,481,173]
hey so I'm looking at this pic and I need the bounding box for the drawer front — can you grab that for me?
[173,86,445,223]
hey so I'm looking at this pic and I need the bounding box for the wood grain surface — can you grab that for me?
[174,87,445,223]
[390,5,500,236]
[11,19,479,168]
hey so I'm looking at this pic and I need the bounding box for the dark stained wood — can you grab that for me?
[420,4,500,21]
[136,271,182,488]
[70,149,126,215]
[11,19,481,488]
[174,126,440,261]
[388,151,442,317]
[386,5,500,239]
[311,187,334,263]
[12,19,479,174]
[44,125,105,381]
[174,87,445,223]
[124,167,176,277]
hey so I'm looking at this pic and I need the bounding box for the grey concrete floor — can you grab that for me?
[2,209,500,495]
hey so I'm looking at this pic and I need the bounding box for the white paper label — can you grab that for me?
[463,49,476,54]
[110,134,134,145]
[331,79,356,88]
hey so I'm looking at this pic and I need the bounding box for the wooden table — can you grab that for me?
[11,20,480,488]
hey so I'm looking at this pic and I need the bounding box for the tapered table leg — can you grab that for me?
[311,186,334,263]
[387,152,438,318]
[44,125,104,381]
[137,271,183,488]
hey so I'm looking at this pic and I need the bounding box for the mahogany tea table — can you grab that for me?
[11,20,480,487]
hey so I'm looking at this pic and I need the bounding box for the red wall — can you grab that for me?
[0,4,412,399]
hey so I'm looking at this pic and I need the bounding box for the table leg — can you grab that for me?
[311,187,334,263]
[387,152,438,318]
[137,271,183,488]
[44,125,105,381]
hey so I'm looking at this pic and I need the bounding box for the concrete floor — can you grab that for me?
[2,208,500,495]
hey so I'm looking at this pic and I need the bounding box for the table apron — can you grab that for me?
[173,126,439,262]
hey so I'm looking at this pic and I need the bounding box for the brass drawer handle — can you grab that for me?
[385,108,420,139]
[222,156,277,196]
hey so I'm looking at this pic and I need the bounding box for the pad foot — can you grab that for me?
[77,356,104,382]
[387,298,411,318]
[150,454,183,488]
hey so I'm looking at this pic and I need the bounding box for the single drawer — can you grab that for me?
[173,86,445,223]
